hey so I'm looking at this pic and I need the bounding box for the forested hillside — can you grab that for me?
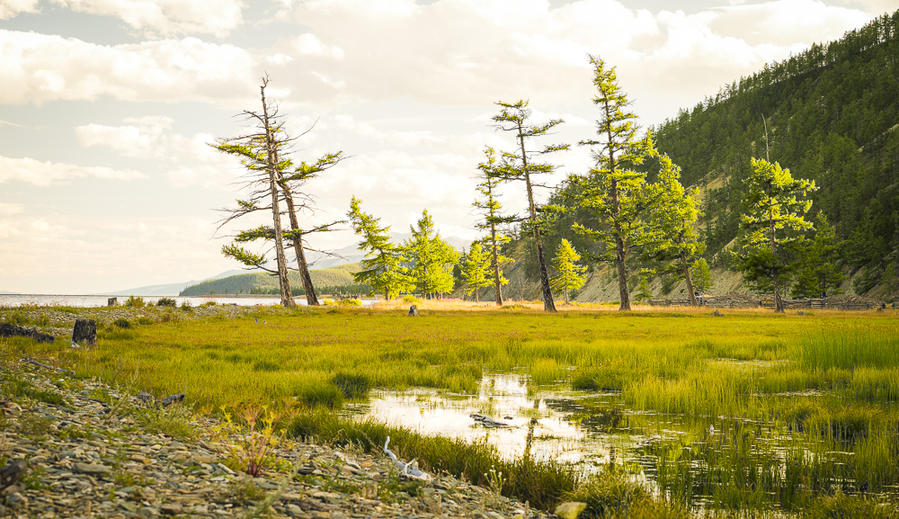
[179,263,365,297]
[652,11,898,295]
[495,11,898,302]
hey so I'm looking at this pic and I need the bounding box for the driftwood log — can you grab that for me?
[0,323,54,343]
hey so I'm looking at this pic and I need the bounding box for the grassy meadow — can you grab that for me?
[2,302,898,516]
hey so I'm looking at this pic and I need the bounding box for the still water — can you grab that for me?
[345,374,899,512]
[0,294,377,308]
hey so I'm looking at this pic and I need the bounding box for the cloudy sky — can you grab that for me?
[0,0,893,294]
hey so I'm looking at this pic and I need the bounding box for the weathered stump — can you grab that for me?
[72,319,96,346]
[107,297,117,306]
[408,305,418,316]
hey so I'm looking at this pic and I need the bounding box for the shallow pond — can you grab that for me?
[345,373,899,512]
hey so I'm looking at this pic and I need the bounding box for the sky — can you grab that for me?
[0,0,894,294]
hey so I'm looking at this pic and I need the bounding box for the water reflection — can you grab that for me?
[345,374,614,468]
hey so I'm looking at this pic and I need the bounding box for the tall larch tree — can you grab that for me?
[492,100,569,312]
[214,77,294,307]
[738,158,817,312]
[474,147,514,305]
[461,242,492,302]
[347,196,412,301]
[550,239,587,304]
[404,210,458,298]
[573,56,654,311]
[646,154,705,306]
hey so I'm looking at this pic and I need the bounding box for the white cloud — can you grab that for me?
[49,0,244,37]
[75,118,240,188]
[274,0,872,121]
[0,0,38,18]
[0,202,24,216]
[292,33,345,60]
[0,155,145,185]
[0,31,258,104]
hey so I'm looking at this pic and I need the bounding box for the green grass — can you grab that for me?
[2,305,898,515]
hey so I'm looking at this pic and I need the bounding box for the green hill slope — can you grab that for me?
[485,12,898,302]
[179,263,366,296]
[652,11,898,295]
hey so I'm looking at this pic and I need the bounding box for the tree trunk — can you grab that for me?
[518,131,556,313]
[565,290,570,304]
[281,187,319,306]
[615,238,631,311]
[475,291,479,303]
[770,212,784,313]
[603,100,628,312]
[260,82,294,308]
[773,278,784,313]
[682,254,697,306]
[490,225,504,306]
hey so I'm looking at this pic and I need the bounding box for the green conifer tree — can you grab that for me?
[645,154,705,305]
[550,239,587,304]
[791,213,844,298]
[738,158,817,312]
[634,269,654,304]
[347,196,412,301]
[474,147,514,305]
[690,258,713,295]
[491,101,569,312]
[404,210,458,298]
[461,242,493,302]
[573,56,654,311]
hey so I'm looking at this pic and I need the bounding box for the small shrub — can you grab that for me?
[156,297,176,307]
[113,318,131,329]
[332,373,371,399]
[180,300,192,311]
[402,295,420,304]
[136,316,153,325]
[339,298,362,307]
[213,406,287,477]
[201,301,217,307]
[124,296,146,308]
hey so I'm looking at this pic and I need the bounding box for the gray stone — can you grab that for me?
[73,462,110,476]
[160,503,182,515]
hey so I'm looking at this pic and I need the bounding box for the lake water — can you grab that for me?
[0,294,376,308]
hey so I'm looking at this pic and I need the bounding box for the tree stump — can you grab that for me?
[107,297,117,306]
[72,319,96,346]
[408,305,418,316]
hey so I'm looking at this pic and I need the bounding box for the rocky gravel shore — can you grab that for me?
[1,359,548,518]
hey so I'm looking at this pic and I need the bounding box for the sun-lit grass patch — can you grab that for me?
[3,303,897,515]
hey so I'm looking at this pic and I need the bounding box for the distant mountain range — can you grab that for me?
[103,269,245,297]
